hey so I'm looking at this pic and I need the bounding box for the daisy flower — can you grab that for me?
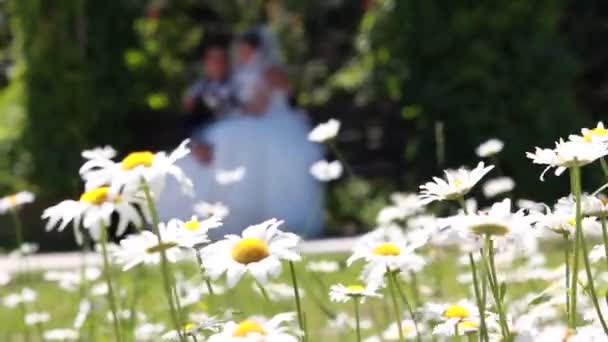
[376,193,425,225]
[79,139,193,197]
[200,218,300,288]
[581,122,608,143]
[207,312,299,342]
[42,186,145,243]
[112,222,185,270]
[476,138,504,158]
[310,160,343,181]
[161,320,218,341]
[308,118,340,143]
[194,201,230,219]
[449,199,534,241]
[526,137,608,180]
[418,162,494,204]
[329,283,381,303]
[427,300,496,337]
[169,215,223,248]
[482,177,515,198]
[347,235,427,286]
[216,167,246,185]
[0,191,35,214]
[555,194,608,218]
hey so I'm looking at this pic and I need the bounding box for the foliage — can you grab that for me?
[11,1,140,196]
[330,0,587,201]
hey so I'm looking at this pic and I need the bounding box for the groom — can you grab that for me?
[183,38,235,164]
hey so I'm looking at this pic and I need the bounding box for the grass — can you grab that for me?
[0,242,573,342]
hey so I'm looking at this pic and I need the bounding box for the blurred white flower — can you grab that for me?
[135,322,166,341]
[253,282,303,301]
[382,320,421,341]
[449,199,535,242]
[194,201,230,219]
[216,167,246,185]
[73,299,91,329]
[305,260,340,273]
[3,288,37,308]
[347,234,427,286]
[169,215,223,248]
[309,160,343,181]
[308,118,340,143]
[526,137,608,180]
[206,312,299,342]
[25,311,50,326]
[376,193,425,225]
[482,177,515,198]
[329,283,381,303]
[200,218,301,288]
[0,272,10,286]
[0,191,35,214]
[476,139,504,158]
[43,329,79,341]
[113,222,185,270]
[419,162,494,204]
[9,243,39,258]
[555,193,608,218]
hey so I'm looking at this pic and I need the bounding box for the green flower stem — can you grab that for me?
[571,166,608,333]
[353,299,362,342]
[391,272,422,342]
[17,301,30,342]
[99,227,123,342]
[386,268,405,342]
[485,237,510,339]
[141,179,184,342]
[288,261,307,342]
[468,253,489,342]
[601,216,608,271]
[563,233,570,323]
[569,167,582,328]
[600,158,608,179]
[328,141,356,179]
[409,271,421,308]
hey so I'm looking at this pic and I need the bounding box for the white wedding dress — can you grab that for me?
[158,69,324,238]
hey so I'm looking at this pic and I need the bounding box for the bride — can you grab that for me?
[158,28,324,238]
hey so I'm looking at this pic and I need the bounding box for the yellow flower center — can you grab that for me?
[231,238,270,264]
[372,242,401,256]
[458,320,479,330]
[583,127,608,142]
[121,151,154,170]
[232,320,266,337]
[6,194,18,204]
[454,178,463,187]
[346,285,365,292]
[469,223,510,236]
[444,305,471,319]
[568,218,576,226]
[184,219,201,231]
[80,187,111,205]
[182,323,195,332]
[145,242,178,254]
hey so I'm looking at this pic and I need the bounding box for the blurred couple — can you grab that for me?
[158,28,324,237]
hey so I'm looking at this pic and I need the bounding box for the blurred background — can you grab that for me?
[0,0,606,250]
